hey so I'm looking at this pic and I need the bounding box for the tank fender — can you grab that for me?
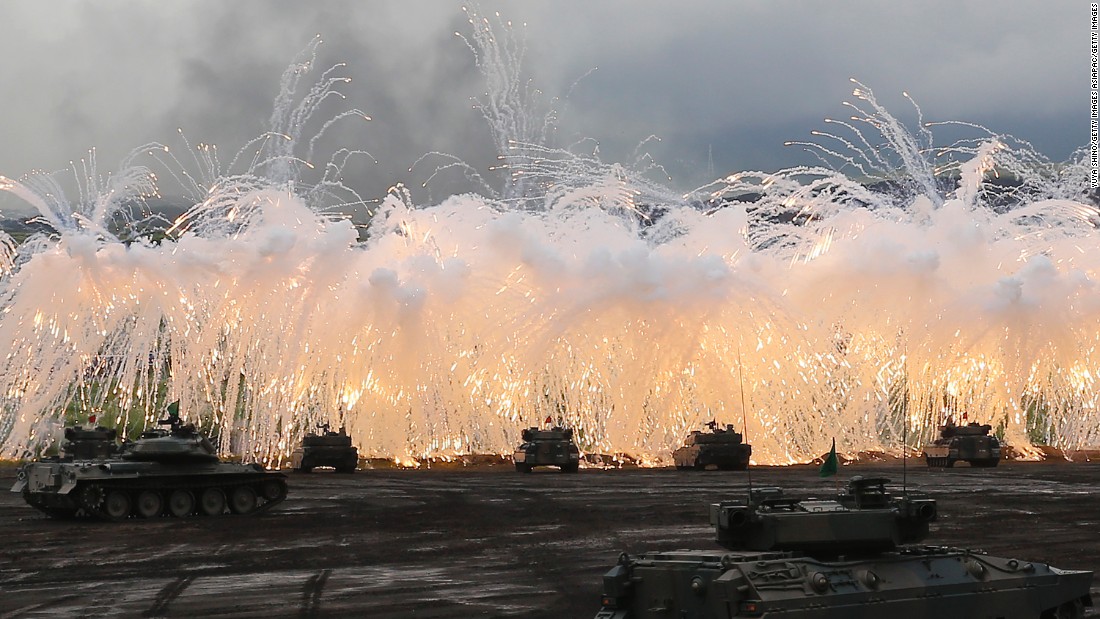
[10,468,27,493]
[710,567,748,608]
[603,561,631,598]
[597,560,633,614]
[57,468,80,494]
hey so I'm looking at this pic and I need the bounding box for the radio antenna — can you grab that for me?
[901,345,908,496]
[737,338,752,499]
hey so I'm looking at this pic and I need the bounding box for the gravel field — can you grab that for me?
[1,460,1098,618]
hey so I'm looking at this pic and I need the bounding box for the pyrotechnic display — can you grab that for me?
[0,6,1096,469]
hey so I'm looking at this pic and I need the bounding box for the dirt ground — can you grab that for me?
[1,459,1098,618]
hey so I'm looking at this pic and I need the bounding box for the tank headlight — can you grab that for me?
[809,572,829,593]
[964,558,987,580]
[859,570,879,590]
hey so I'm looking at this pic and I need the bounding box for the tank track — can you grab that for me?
[925,456,956,468]
[926,456,999,468]
[25,472,288,521]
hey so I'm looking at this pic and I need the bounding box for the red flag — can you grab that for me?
[88,414,97,425]
[544,416,552,426]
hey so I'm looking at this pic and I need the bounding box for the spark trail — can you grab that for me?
[0,22,1098,467]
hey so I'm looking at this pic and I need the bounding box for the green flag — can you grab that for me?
[819,438,838,478]
[166,400,180,419]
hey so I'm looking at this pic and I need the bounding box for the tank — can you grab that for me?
[290,423,358,473]
[594,476,1093,618]
[513,426,581,473]
[673,421,752,471]
[11,407,288,521]
[922,420,1002,467]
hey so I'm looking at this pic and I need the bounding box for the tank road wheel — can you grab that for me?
[199,488,226,516]
[261,479,287,502]
[167,490,195,517]
[103,490,132,520]
[229,486,258,514]
[135,491,163,518]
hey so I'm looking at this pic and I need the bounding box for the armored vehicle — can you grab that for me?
[922,420,1002,467]
[290,424,358,473]
[513,426,580,473]
[673,421,752,470]
[594,476,1093,618]
[59,416,120,460]
[12,407,287,521]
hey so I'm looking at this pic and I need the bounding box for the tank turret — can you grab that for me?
[922,419,1002,468]
[290,423,358,473]
[594,477,1092,618]
[121,411,218,464]
[513,424,580,473]
[672,421,752,470]
[711,476,936,555]
[59,415,120,460]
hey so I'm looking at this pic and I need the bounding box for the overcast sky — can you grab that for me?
[0,1,1090,208]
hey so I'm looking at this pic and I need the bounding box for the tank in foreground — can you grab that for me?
[513,426,580,473]
[594,476,1092,618]
[290,423,359,473]
[672,421,752,471]
[12,409,288,521]
[922,421,1002,467]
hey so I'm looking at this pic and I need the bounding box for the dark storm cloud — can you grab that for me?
[0,0,1087,209]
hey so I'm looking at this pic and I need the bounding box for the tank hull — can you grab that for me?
[11,459,287,520]
[594,547,1093,618]
[290,446,359,472]
[513,442,581,472]
[923,437,1002,468]
[672,443,752,470]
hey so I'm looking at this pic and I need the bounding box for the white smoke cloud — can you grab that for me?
[0,0,1086,205]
